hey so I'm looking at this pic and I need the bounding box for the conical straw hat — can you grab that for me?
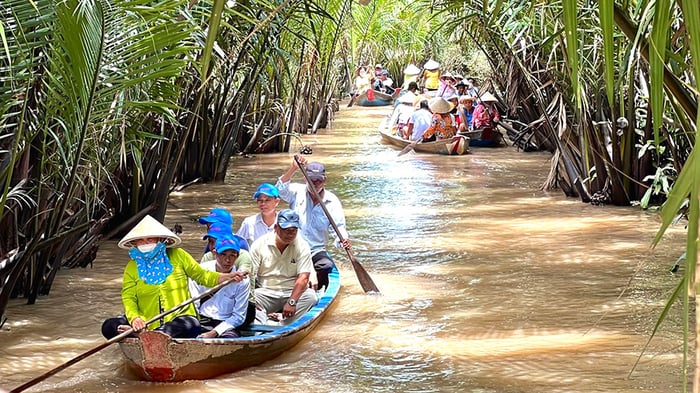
[423,59,440,70]
[428,97,453,114]
[403,64,420,75]
[480,92,499,102]
[118,214,182,249]
[398,91,418,104]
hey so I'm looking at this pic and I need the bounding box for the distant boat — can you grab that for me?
[378,122,469,155]
[118,267,340,382]
[356,89,395,106]
[458,128,504,147]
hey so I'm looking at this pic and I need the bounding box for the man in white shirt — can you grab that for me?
[236,183,280,246]
[191,236,250,338]
[249,209,318,324]
[276,158,350,290]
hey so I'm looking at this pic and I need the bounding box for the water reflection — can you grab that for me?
[0,105,687,392]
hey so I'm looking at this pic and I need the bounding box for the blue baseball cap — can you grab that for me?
[253,183,280,199]
[198,208,233,226]
[202,222,233,240]
[277,209,301,229]
[233,234,250,251]
[214,236,240,254]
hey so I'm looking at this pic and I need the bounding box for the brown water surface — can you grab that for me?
[0,104,688,392]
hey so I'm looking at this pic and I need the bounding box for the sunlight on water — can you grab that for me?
[0,103,687,393]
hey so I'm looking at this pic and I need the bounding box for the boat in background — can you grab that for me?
[378,122,469,155]
[458,127,504,147]
[118,267,341,382]
[356,89,395,106]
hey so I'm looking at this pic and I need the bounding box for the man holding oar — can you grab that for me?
[276,157,351,291]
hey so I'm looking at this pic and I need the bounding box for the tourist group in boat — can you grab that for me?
[355,60,503,148]
[102,156,349,340]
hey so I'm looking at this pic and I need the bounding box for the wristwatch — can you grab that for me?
[287,298,297,306]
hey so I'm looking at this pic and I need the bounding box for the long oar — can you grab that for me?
[398,140,418,156]
[293,155,380,294]
[9,274,245,393]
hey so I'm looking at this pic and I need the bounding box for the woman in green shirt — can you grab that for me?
[101,215,244,339]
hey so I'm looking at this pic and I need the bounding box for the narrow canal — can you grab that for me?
[0,103,687,392]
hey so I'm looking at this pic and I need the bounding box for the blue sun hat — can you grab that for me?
[202,222,234,240]
[214,236,241,254]
[253,183,280,199]
[198,208,233,226]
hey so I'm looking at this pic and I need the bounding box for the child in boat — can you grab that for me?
[192,236,251,338]
[199,222,257,328]
[457,96,476,133]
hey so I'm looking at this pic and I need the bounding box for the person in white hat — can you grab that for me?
[402,64,421,90]
[388,91,418,136]
[101,215,246,339]
[421,97,458,142]
[473,91,501,130]
[420,59,440,93]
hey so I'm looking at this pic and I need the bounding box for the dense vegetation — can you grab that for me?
[1,0,699,388]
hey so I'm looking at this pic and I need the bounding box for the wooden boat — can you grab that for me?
[458,127,503,147]
[355,89,395,106]
[378,122,469,155]
[118,267,341,382]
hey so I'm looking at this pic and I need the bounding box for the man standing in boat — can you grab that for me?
[276,157,351,291]
[249,209,318,324]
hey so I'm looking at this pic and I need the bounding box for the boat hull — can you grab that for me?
[356,90,394,106]
[118,268,341,381]
[459,128,503,147]
[378,124,469,155]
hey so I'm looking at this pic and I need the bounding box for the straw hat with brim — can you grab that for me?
[480,92,499,102]
[403,64,420,75]
[429,97,453,114]
[398,91,418,104]
[118,214,182,249]
[423,59,440,70]
[441,71,453,79]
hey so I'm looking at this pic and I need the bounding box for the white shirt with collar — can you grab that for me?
[275,177,349,257]
[237,213,276,246]
[190,261,250,336]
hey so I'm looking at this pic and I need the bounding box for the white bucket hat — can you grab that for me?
[428,97,453,114]
[118,214,182,249]
[423,59,440,70]
[403,64,420,75]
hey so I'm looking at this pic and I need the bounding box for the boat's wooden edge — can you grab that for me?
[121,267,341,346]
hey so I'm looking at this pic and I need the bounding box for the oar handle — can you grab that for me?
[293,155,380,294]
[9,273,245,393]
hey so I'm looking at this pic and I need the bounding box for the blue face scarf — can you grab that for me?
[129,242,172,285]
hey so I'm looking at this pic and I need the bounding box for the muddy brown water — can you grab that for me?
[0,103,689,392]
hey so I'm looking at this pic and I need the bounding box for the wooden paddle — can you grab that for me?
[398,140,418,156]
[9,273,246,393]
[293,155,380,294]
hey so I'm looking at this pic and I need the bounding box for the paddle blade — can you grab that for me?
[348,254,380,294]
[398,141,417,157]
